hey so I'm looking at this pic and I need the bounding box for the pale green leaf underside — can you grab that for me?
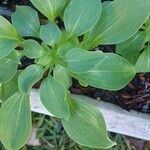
[75,53,136,91]
[40,75,70,120]
[85,0,150,48]
[12,6,40,37]
[30,0,67,21]
[116,32,145,64]
[0,93,32,150]
[65,48,106,73]
[64,0,102,36]
[40,21,61,46]
[135,47,150,72]
[18,65,44,95]
[62,95,116,149]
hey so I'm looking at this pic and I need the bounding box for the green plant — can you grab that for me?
[0,0,150,149]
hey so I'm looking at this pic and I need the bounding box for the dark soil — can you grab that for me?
[0,2,150,114]
[70,74,150,113]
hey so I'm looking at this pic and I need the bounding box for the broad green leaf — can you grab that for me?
[116,32,145,64]
[40,21,61,46]
[40,75,70,119]
[0,71,20,102]
[12,6,40,37]
[0,15,19,40]
[62,95,116,149]
[18,65,44,95]
[84,0,150,48]
[74,53,136,91]
[30,0,67,21]
[64,48,106,73]
[0,16,20,59]
[0,58,18,83]
[37,54,52,66]
[0,93,32,150]
[53,64,72,89]
[22,40,44,59]
[135,47,150,72]
[64,0,102,36]
[0,39,18,60]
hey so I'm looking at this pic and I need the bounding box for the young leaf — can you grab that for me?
[12,6,40,37]
[135,47,150,73]
[30,0,67,21]
[57,42,76,57]
[64,48,106,73]
[22,40,44,59]
[37,54,52,66]
[0,93,32,150]
[64,0,102,37]
[0,58,18,83]
[18,65,44,95]
[0,71,20,102]
[62,95,116,149]
[116,32,145,64]
[53,64,72,89]
[74,53,136,91]
[84,0,150,48]
[40,21,61,46]
[40,75,70,120]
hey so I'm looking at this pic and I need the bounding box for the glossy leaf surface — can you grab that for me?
[0,15,19,40]
[84,0,150,48]
[64,0,101,36]
[53,64,72,89]
[40,21,61,46]
[62,95,116,149]
[135,47,150,72]
[116,32,145,64]
[40,75,70,119]
[22,40,44,58]
[18,65,44,95]
[0,71,20,102]
[75,53,136,90]
[0,39,18,60]
[64,48,106,73]
[0,15,19,59]
[0,58,18,83]
[12,6,40,37]
[30,0,67,21]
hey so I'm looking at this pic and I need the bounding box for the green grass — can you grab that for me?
[26,113,149,150]
[0,112,150,150]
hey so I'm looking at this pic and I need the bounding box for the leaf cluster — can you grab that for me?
[0,0,150,149]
